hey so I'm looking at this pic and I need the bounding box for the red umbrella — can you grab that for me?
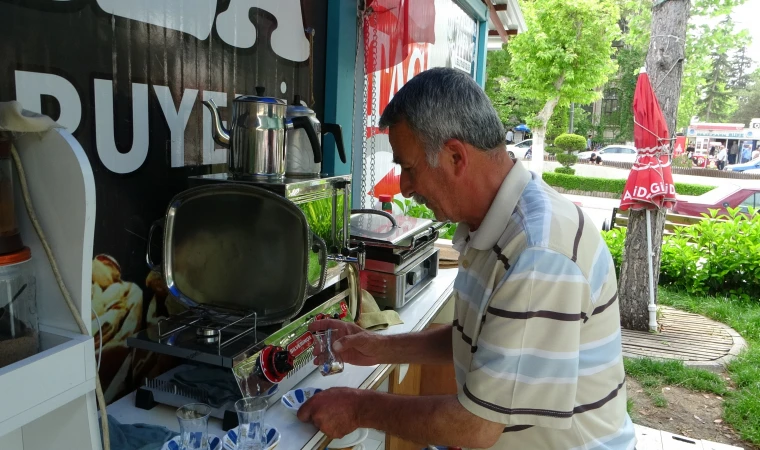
[620,68,677,211]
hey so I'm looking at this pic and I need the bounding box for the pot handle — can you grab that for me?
[307,232,328,296]
[291,116,322,164]
[145,219,164,272]
[322,123,347,164]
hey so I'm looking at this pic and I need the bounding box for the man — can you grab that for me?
[716,146,727,170]
[590,152,603,165]
[587,134,593,151]
[506,128,514,144]
[729,142,739,165]
[741,145,751,163]
[298,67,635,449]
[753,147,759,161]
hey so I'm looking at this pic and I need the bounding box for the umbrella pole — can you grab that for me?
[646,209,658,332]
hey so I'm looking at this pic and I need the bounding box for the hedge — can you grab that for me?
[542,172,715,197]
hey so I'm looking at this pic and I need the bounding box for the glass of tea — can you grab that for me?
[313,328,344,376]
[175,403,212,450]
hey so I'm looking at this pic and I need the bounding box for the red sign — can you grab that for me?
[287,332,315,358]
[366,43,430,137]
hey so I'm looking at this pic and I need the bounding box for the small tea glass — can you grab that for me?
[235,396,268,450]
[313,328,344,376]
[176,403,212,450]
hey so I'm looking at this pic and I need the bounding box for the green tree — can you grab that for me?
[730,68,760,125]
[508,0,621,173]
[553,133,586,175]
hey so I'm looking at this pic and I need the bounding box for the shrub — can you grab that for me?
[672,154,694,169]
[542,172,715,197]
[553,133,585,171]
[555,166,576,175]
[602,208,760,301]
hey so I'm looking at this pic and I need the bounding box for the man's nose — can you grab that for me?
[399,171,414,198]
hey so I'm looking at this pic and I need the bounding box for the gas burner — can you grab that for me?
[196,327,220,344]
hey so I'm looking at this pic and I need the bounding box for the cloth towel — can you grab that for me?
[99,414,177,450]
[357,289,403,330]
[0,100,60,134]
[172,365,241,408]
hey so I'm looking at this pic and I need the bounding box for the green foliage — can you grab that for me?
[730,68,760,125]
[624,358,728,398]
[658,287,760,444]
[508,0,621,143]
[542,172,715,196]
[554,166,576,175]
[554,133,587,152]
[393,198,458,240]
[299,194,345,249]
[659,208,760,299]
[603,208,760,300]
[672,154,694,168]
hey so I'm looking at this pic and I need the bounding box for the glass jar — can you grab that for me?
[0,247,38,369]
[0,137,23,255]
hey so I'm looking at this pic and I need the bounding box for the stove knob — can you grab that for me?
[333,313,341,319]
[406,272,418,286]
[273,349,294,374]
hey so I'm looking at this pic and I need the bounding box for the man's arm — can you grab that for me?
[298,389,503,448]
[309,319,453,366]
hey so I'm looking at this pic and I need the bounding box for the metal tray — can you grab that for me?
[149,184,325,326]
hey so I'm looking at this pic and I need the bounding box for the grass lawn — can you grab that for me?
[638,287,760,445]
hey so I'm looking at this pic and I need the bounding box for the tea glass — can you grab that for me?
[313,328,344,376]
[235,396,268,450]
[176,403,212,450]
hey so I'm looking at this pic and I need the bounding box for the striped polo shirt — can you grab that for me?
[451,161,635,450]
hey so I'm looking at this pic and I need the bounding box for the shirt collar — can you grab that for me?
[468,160,533,251]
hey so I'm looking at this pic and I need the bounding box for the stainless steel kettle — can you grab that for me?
[285,95,346,178]
[203,87,320,179]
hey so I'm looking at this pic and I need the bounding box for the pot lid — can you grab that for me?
[286,94,316,116]
[162,184,310,325]
[350,214,433,246]
[235,95,287,106]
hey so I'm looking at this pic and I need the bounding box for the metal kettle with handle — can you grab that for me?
[285,95,346,178]
[203,87,321,179]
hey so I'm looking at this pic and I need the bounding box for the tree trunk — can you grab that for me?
[618,0,690,332]
[530,95,560,174]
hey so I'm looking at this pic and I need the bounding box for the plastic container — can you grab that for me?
[0,137,24,255]
[0,247,38,369]
[378,194,393,214]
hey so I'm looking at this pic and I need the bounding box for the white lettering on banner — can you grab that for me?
[94,79,150,174]
[634,186,649,198]
[216,0,309,61]
[153,86,198,168]
[88,0,309,61]
[95,0,217,41]
[15,70,82,133]
[202,90,228,165]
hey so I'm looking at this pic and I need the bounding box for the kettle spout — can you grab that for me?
[202,98,231,147]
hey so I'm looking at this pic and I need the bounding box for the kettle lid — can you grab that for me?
[286,94,316,116]
[234,86,286,105]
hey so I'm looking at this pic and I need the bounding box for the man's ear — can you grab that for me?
[443,139,468,176]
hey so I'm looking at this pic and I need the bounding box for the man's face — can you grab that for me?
[388,121,454,221]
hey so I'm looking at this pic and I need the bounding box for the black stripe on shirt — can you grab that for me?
[453,319,478,353]
[592,293,618,316]
[572,205,585,262]
[492,244,511,271]
[503,425,533,433]
[487,306,583,322]
[463,380,625,419]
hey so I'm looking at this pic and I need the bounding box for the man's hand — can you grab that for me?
[296,387,364,439]
[309,319,387,366]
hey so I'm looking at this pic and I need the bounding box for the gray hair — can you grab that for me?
[378,67,505,166]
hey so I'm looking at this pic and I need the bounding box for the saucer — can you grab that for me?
[222,424,280,450]
[162,434,221,450]
[281,387,323,414]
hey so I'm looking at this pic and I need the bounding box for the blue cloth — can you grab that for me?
[742,147,751,163]
[99,414,177,450]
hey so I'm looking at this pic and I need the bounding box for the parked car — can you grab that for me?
[744,168,760,175]
[671,185,760,217]
[506,139,532,159]
[577,145,638,163]
[724,157,760,172]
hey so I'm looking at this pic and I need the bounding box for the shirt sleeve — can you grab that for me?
[457,247,590,429]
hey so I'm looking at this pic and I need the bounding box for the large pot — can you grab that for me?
[203,88,321,179]
[146,184,328,325]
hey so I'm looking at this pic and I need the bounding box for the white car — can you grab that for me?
[577,145,638,163]
[506,139,532,159]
